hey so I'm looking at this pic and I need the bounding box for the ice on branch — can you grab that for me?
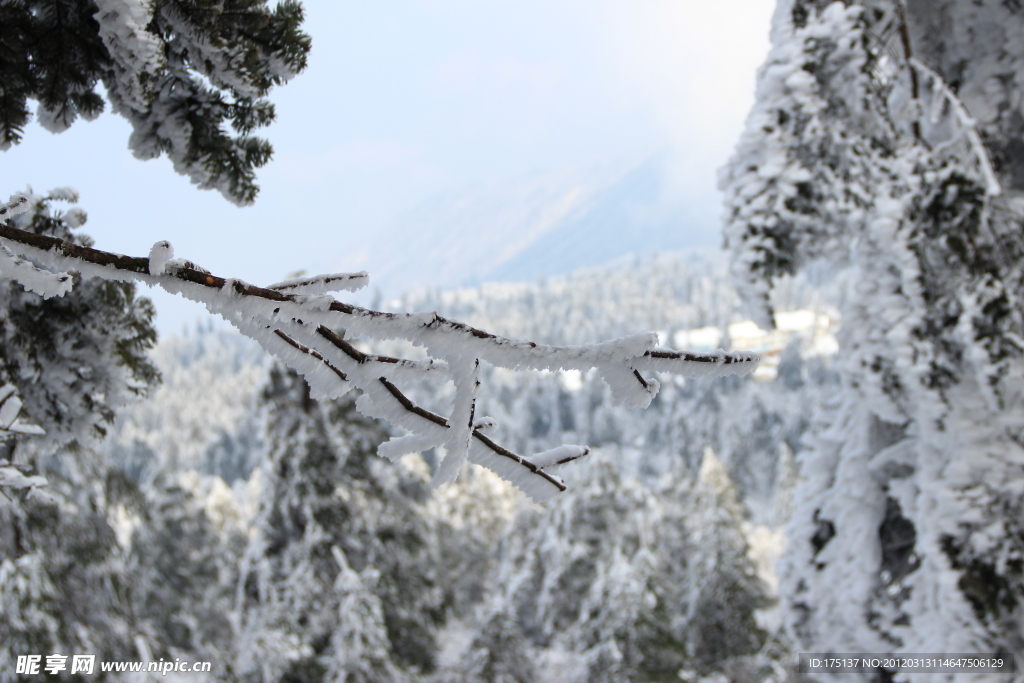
[269,271,370,295]
[0,193,760,502]
[0,194,29,222]
[0,243,71,299]
[909,58,1002,197]
[148,240,173,276]
[0,194,72,298]
[526,445,590,473]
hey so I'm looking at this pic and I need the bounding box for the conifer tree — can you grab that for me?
[0,189,158,449]
[479,454,769,683]
[722,0,1024,666]
[685,450,769,675]
[0,187,160,680]
[461,610,536,683]
[325,546,409,683]
[0,0,308,668]
[1,0,309,205]
[236,367,446,682]
[0,476,141,681]
[128,472,246,671]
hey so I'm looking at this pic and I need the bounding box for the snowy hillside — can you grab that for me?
[360,152,717,296]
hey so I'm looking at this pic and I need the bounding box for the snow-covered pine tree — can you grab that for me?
[474,454,769,683]
[128,472,246,673]
[325,545,409,683]
[1,0,310,204]
[722,0,1024,671]
[685,450,770,675]
[461,610,536,683]
[0,188,160,678]
[0,473,142,680]
[105,328,270,483]
[236,367,446,682]
[0,189,158,449]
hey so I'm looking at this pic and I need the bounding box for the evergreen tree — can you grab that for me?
[461,611,536,683]
[0,476,141,681]
[128,472,246,673]
[1,0,310,205]
[0,187,159,680]
[478,454,769,683]
[236,367,446,682]
[428,464,518,624]
[0,189,158,450]
[685,450,770,676]
[325,546,408,683]
[722,0,1024,667]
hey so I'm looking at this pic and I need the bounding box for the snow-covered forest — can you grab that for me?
[3,0,1024,681]
[93,253,832,682]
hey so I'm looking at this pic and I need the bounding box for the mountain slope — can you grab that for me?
[363,151,716,296]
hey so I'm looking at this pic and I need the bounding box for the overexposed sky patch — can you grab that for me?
[599,1,776,188]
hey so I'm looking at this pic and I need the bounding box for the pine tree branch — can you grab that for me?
[0,202,760,501]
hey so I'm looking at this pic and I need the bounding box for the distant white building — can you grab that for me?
[674,309,837,380]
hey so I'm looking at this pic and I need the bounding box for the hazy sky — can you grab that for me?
[0,0,774,336]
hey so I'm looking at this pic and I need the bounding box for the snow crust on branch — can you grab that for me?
[268,271,370,295]
[0,194,759,501]
[0,195,71,298]
[0,384,45,440]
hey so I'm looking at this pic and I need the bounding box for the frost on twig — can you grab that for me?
[0,194,759,502]
[269,271,370,295]
[0,462,46,489]
[0,194,73,298]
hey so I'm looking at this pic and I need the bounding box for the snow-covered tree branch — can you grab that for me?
[0,193,759,501]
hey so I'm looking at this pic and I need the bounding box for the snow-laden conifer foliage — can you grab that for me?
[0,194,760,501]
[0,189,161,678]
[0,190,158,448]
[128,471,246,668]
[106,327,269,483]
[0,474,143,676]
[235,367,443,681]
[0,0,310,204]
[722,0,1024,667]
[471,453,769,683]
